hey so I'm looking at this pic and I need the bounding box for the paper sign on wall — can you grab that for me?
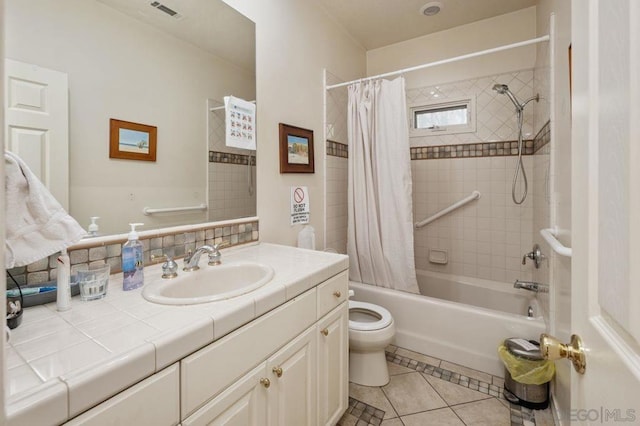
[291,186,310,225]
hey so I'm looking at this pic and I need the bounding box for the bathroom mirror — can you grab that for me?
[4,0,256,236]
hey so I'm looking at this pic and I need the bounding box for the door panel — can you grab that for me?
[4,59,69,208]
[571,0,640,423]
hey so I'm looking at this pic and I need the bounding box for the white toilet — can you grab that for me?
[348,298,396,386]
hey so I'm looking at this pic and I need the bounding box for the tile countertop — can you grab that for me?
[5,243,349,424]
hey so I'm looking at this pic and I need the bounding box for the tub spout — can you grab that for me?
[514,280,548,293]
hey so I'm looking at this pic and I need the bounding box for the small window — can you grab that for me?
[410,97,476,136]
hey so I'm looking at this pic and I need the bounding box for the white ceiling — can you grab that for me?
[318,0,537,50]
[96,0,255,72]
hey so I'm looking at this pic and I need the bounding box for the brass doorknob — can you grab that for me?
[272,366,283,377]
[260,378,271,388]
[540,333,586,374]
[321,328,329,336]
[333,291,341,298]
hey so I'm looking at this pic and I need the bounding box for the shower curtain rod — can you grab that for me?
[326,35,550,90]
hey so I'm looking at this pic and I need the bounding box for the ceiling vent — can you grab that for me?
[149,1,183,19]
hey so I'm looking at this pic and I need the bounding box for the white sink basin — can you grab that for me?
[142,262,275,305]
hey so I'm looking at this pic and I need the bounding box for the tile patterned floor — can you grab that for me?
[338,345,556,426]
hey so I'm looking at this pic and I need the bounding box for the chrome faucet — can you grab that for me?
[514,280,548,293]
[183,244,223,272]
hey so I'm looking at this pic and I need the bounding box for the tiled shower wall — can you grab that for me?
[208,101,257,221]
[325,72,349,254]
[326,69,549,285]
[409,70,536,283]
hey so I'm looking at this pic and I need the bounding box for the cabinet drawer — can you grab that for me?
[181,288,316,419]
[316,271,348,319]
[64,364,180,426]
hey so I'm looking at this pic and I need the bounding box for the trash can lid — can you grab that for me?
[504,338,545,360]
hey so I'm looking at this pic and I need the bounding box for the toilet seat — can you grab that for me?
[349,301,393,331]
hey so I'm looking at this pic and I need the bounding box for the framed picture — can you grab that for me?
[279,123,314,173]
[109,119,157,162]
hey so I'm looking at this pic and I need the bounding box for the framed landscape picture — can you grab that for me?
[109,119,157,162]
[279,123,314,173]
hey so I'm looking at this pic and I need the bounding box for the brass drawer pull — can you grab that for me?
[260,378,271,388]
[272,366,283,378]
[333,291,341,298]
[321,328,329,336]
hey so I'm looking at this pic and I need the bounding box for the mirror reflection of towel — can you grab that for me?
[224,96,256,150]
[4,151,86,268]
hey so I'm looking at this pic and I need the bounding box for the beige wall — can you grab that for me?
[222,0,366,248]
[366,7,537,89]
[5,0,255,235]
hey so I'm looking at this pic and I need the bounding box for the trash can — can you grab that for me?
[498,338,555,409]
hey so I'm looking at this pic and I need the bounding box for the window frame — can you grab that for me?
[409,96,477,137]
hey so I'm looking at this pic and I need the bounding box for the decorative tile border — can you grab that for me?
[327,140,348,158]
[533,120,551,154]
[6,220,259,286]
[384,349,543,426]
[385,350,503,398]
[410,140,535,160]
[209,151,256,165]
[340,397,385,425]
[326,126,550,161]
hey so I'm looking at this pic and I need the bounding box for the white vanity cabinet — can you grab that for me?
[183,326,318,426]
[182,271,348,426]
[53,269,348,426]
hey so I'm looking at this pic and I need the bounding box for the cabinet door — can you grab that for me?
[266,326,317,426]
[317,303,349,426]
[182,363,267,426]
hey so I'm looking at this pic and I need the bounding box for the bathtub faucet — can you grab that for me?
[513,280,548,293]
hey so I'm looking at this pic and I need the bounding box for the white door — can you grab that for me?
[571,0,640,423]
[266,326,317,426]
[4,59,69,209]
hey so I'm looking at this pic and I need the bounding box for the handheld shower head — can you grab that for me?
[492,84,509,94]
[492,83,522,111]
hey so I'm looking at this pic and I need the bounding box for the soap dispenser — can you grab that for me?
[88,217,100,237]
[122,223,144,291]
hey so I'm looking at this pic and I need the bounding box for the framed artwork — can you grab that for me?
[279,123,314,173]
[109,119,157,161]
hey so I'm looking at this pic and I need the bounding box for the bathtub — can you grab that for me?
[349,270,546,377]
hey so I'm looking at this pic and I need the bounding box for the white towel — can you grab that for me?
[4,151,86,268]
[224,96,256,150]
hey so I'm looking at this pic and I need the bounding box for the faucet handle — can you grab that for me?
[162,257,178,279]
[208,241,229,266]
[522,244,545,269]
[212,241,230,251]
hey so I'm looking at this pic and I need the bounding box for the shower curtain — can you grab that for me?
[347,77,419,294]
